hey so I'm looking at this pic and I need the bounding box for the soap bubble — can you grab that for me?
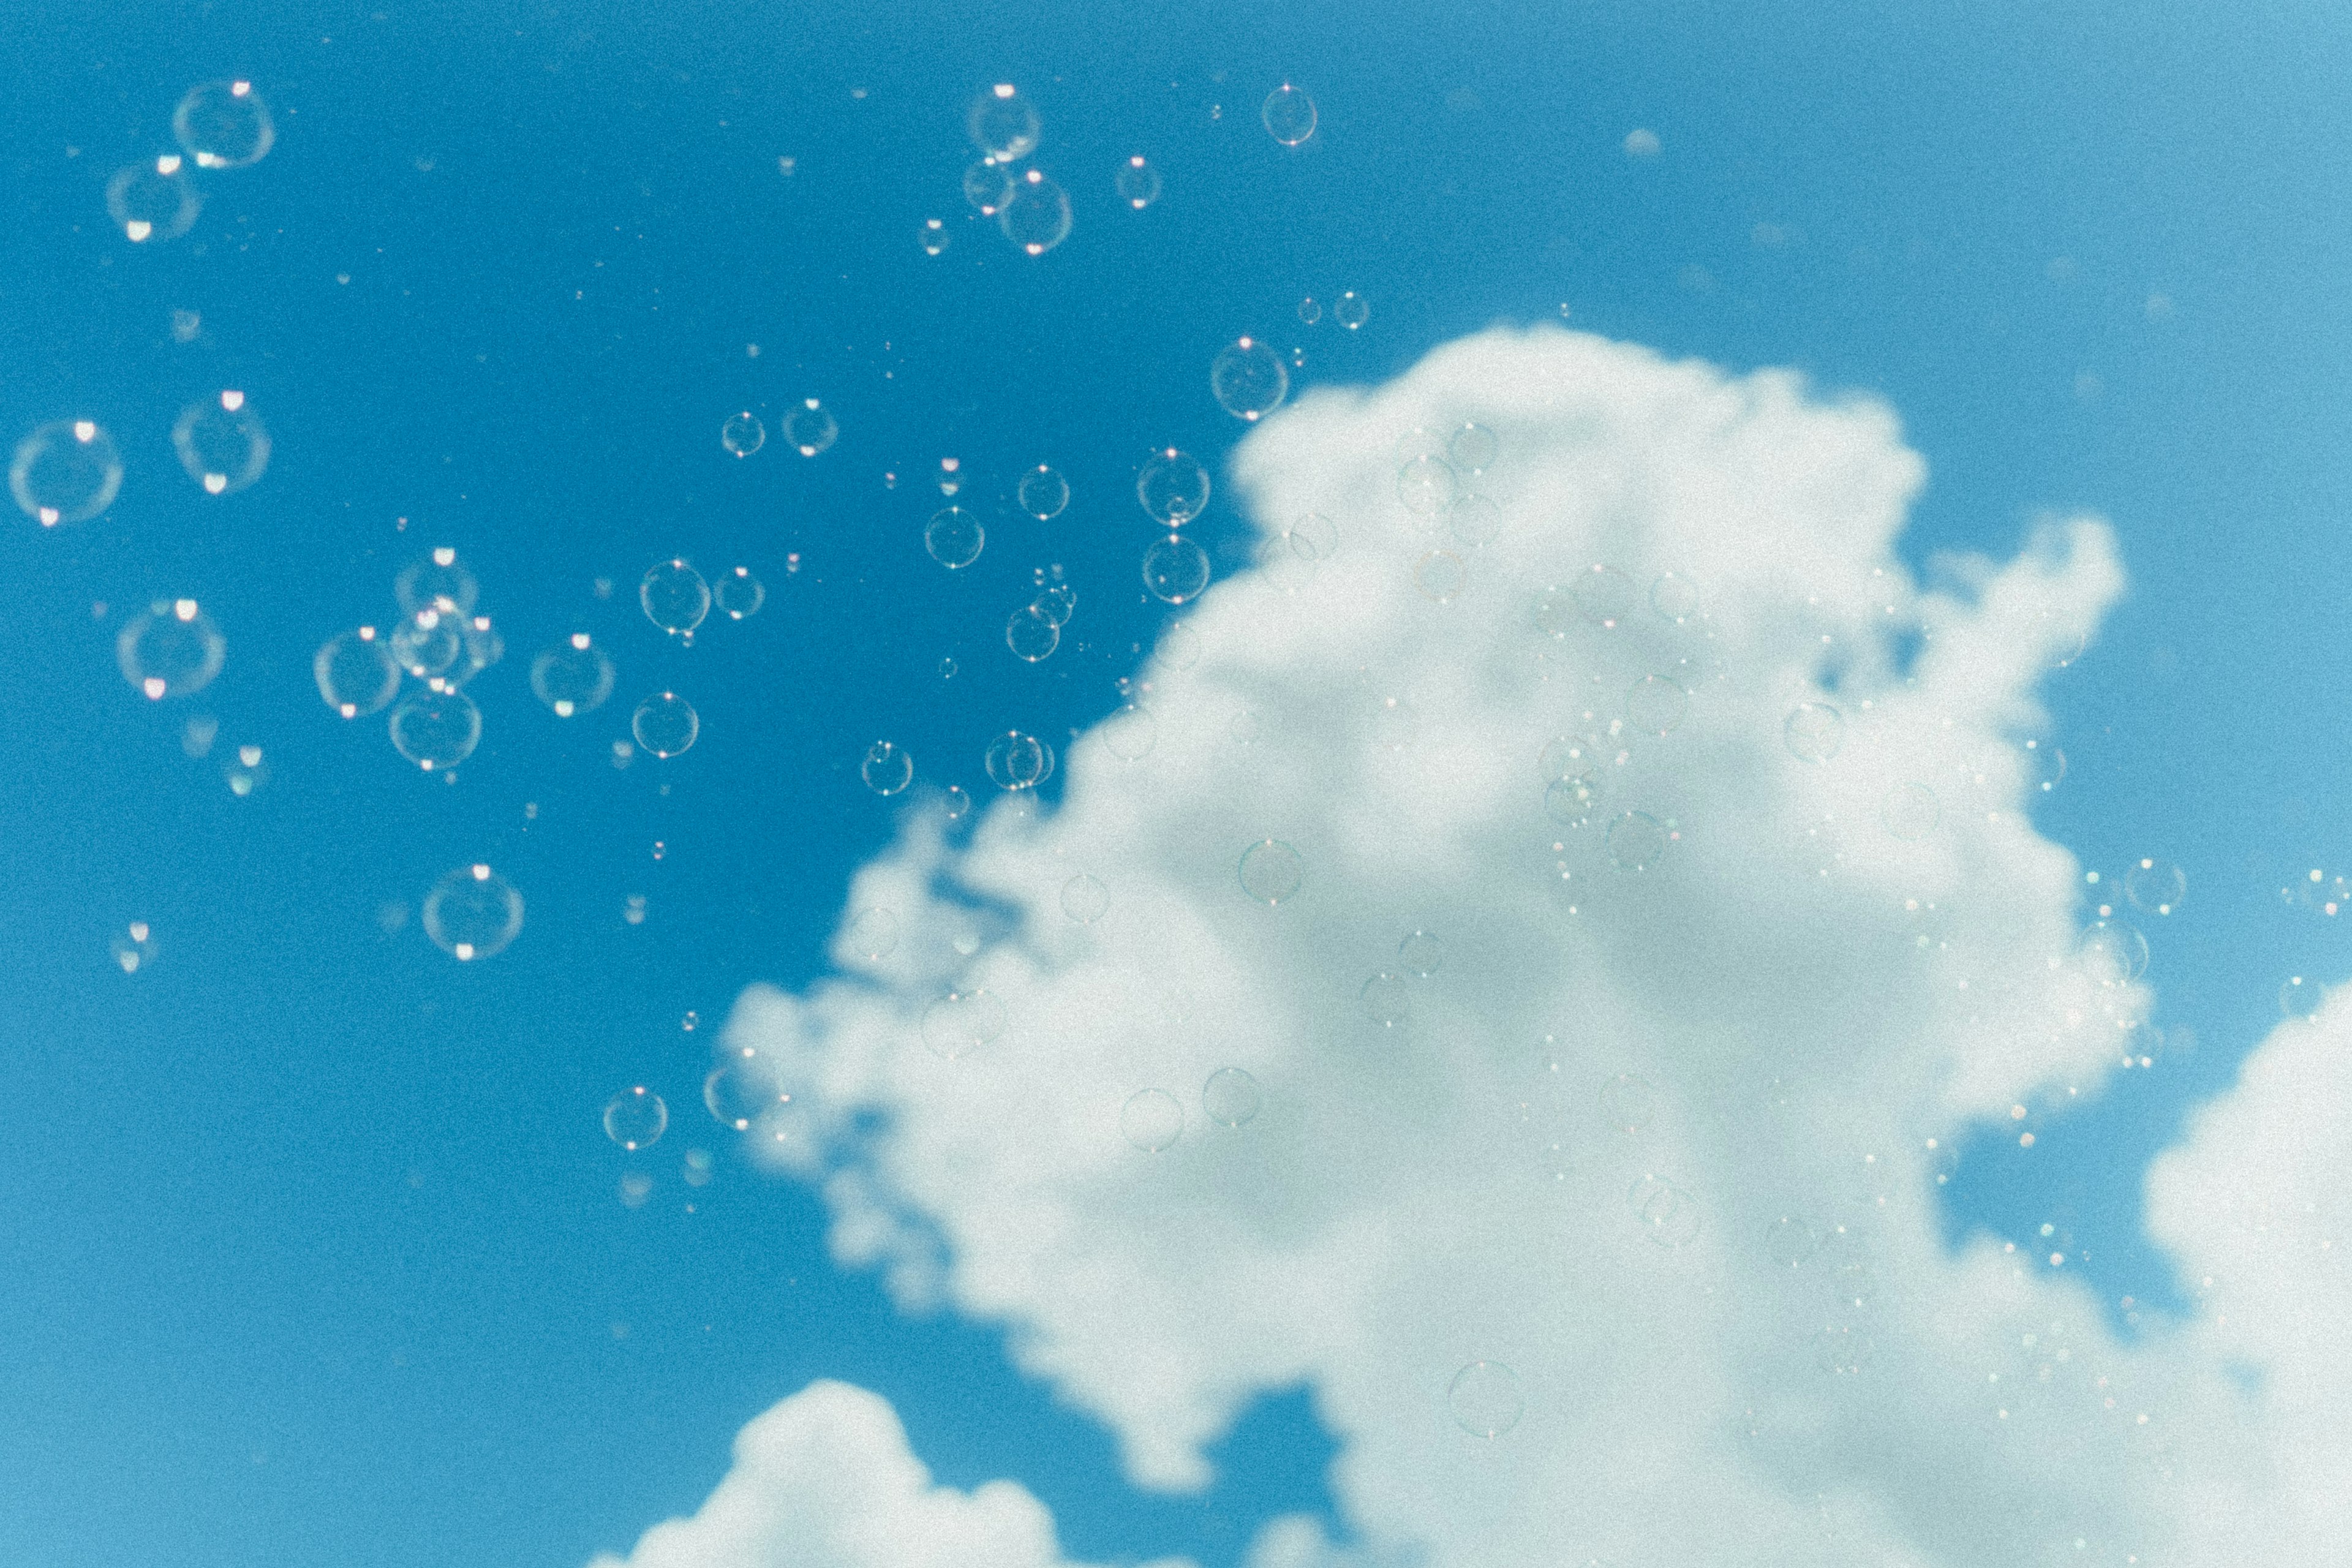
[603,1086,667,1151]
[111,921,157,975]
[172,79,274,168]
[1448,1362,1524,1438]
[861,740,913,796]
[1397,456,1457,518]
[919,217,951,256]
[389,689,481,769]
[221,742,267,798]
[984,729,1052,790]
[390,609,462,679]
[423,864,524,960]
[962,159,1013,214]
[1137,448,1210,527]
[1361,970,1411,1028]
[1784,703,1844,763]
[1287,512,1338,560]
[1630,1174,1702,1246]
[1537,736,1597,780]
[10,420,122,525]
[1448,422,1498,473]
[1297,296,1322,325]
[1415,551,1466,603]
[396,549,478,616]
[785,400,837,456]
[1120,1088,1183,1152]
[1115,154,1161,208]
[1238,839,1303,905]
[1397,930,1443,977]
[1880,783,1939,841]
[1544,772,1601,828]
[530,635,615,717]
[1765,1216,1817,1267]
[1191,1067,1261,1130]
[1018,465,1069,520]
[1607,810,1668,870]
[1157,620,1201,671]
[1651,572,1700,621]
[118,599,225,699]
[943,786,973,821]
[1448,494,1502,549]
[450,616,503,689]
[921,989,1005,1059]
[925,507,984,568]
[1061,873,1109,924]
[716,567,764,620]
[1006,604,1060,662]
[1333,290,1369,329]
[1261,83,1317,146]
[314,628,401,718]
[2025,739,2067,793]
[720,411,764,456]
[641,560,710,635]
[1210,337,1289,421]
[631,693,699,758]
[1572,565,1636,627]
[1100,703,1157,760]
[844,907,899,961]
[1599,1072,1659,1132]
[1627,675,1688,735]
[2281,975,2322,1020]
[106,156,200,242]
[1143,535,1212,603]
[2081,920,2149,983]
[2126,858,2185,916]
[967,84,1040,162]
[703,1063,778,1131]
[1000,169,1072,255]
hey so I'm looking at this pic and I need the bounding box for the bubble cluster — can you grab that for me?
[10,420,123,525]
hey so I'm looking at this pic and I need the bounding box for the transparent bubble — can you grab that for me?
[1158,620,1201,671]
[1397,456,1457,518]
[2281,975,2322,1020]
[1210,337,1289,421]
[450,617,503,690]
[925,507,985,568]
[968,84,1040,160]
[962,159,1014,214]
[1018,465,1070,521]
[314,628,401,718]
[720,411,764,457]
[921,989,1005,1060]
[389,689,481,769]
[1006,605,1060,662]
[1415,550,1466,604]
[1570,565,1636,627]
[10,420,122,525]
[1144,534,1212,604]
[1120,1088,1183,1152]
[1398,930,1442,977]
[603,1086,668,1151]
[1545,772,1601,828]
[390,609,462,679]
[173,79,274,168]
[106,156,200,243]
[1600,1072,1659,1132]
[1360,970,1411,1028]
[1766,1216,1817,1267]
[1630,1175,1702,1246]
[1115,154,1161,208]
[1650,572,1700,621]
[1881,783,1939,841]
[396,549,478,617]
[785,400,837,456]
[1448,494,1502,549]
[861,740,913,796]
[117,599,225,700]
[1137,448,1211,527]
[1261,83,1317,146]
[1287,512,1338,560]
[1100,703,1157,761]
[1202,1066,1262,1128]
[111,921,157,975]
[1238,839,1303,905]
[1297,296,1322,325]
[943,785,973,821]
[1448,1362,1523,1439]
[2126,858,2185,916]
[1538,736,1597,781]
[919,217,951,256]
[2081,920,2149,983]
[845,907,899,961]
[1231,710,1264,746]
[641,560,710,635]
[1607,810,1668,870]
[984,729,1051,791]
[1333,290,1369,330]
[1444,422,1496,473]
[716,567,764,620]
[423,863,524,960]
[1035,579,1077,625]
[531,635,615,717]
[704,1063,778,1132]
[1061,873,1109,924]
[1627,675,1688,735]
[1000,169,1072,255]
[1784,703,1844,763]
[222,743,267,797]
[632,693,699,758]
[1814,1322,1874,1376]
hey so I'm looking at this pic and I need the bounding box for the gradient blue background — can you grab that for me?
[2,0,2347,1562]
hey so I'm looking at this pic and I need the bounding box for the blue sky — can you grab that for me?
[2,0,2350,1564]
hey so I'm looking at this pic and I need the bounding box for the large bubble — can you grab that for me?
[117,599,225,699]
[422,864,524,960]
[641,560,711,636]
[785,400,837,456]
[1261,83,1317,146]
[1142,535,1212,604]
[1210,337,1289,421]
[389,689,481,770]
[861,741,914,796]
[1017,465,1069,521]
[925,507,985,568]
[531,635,616,717]
[1000,170,1072,255]
[106,156,200,243]
[1137,448,1210,527]
[632,693,699,758]
[967,84,1040,162]
[10,420,123,526]
[1238,839,1303,905]
[984,730,1052,791]
[172,79,274,168]
[314,628,401,718]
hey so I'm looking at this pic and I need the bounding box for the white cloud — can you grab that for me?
[606,326,2350,1567]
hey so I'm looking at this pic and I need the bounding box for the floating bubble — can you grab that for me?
[1784,703,1844,763]
[396,548,478,616]
[1061,873,1109,924]
[603,1086,668,1151]
[1210,337,1289,421]
[1627,675,1688,735]
[1115,154,1161,208]
[1287,511,1338,560]
[530,634,615,717]
[1238,839,1303,905]
[1334,290,1369,330]
[1035,578,1077,627]
[111,921,157,974]
[984,729,1052,790]
[1202,1066,1262,1128]
[716,567,764,620]
[117,598,225,699]
[1397,456,1457,518]
[1600,1072,1659,1132]
[1607,810,1668,870]
[943,785,973,821]
[221,742,266,797]
[1538,735,1597,781]
[1443,421,1498,474]
[1765,1216,1817,1267]
[1157,620,1201,671]
[390,688,481,769]
[1000,169,1072,255]
[919,217,951,256]
[450,617,503,690]
[962,159,1014,214]
[2081,919,2149,983]
[423,862,524,960]
[785,399,837,456]
[1144,534,1212,604]
[1571,565,1636,628]
[1137,448,1211,527]
[172,79,274,168]
[1814,1322,1874,1376]
[1120,1088,1184,1152]
[641,560,710,635]
[1650,572,1700,621]
[1630,1174,1702,1246]
[1881,783,1940,841]
[1230,710,1264,746]
[720,411,764,457]
[632,693,699,758]
[967,83,1040,162]
[703,1064,771,1133]
[925,507,984,568]
[921,989,1005,1060]
[1100,703,1158,761]
[314,628,401,718]
[2126,858,2185,916]
[861,740,913,795]
[2024,739,2067,794]
[1545,772,1602,828]
[1415,550,1466,604]
[2281,975,2322,1020]
[106,156,200,243]
[1297,296,1322,325]
[1447,1362,1523,1439]
[1360,970,1411,1028]
[844,907,899,962]
[1398,930,1442,976]
[1006,604,1060,662]
[1261,83,1317,146]
[1018,465,1069,521]
[10,420,122,525]
[390,609,462,678]
[1448,494,1502,549]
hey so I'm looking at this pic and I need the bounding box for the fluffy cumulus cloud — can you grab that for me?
[596,326,2350,1567]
